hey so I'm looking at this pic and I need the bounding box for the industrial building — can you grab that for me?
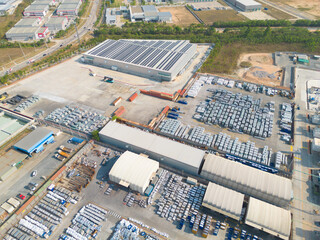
[45,16,69,32]
[14,127,54,155]
[56,0,82,16]
[109,151,159,193]
[129,5,172,22]
[200,154,292,207]
[202,182,245,221]
[14,17,41,28]
[105,8,116,25]
[226,0,261,11]
[83,39,197,81]
[0,0,16,16]
[245,197,291,240]
[23,4,49,16]
[99,121,205,175]
[6,26,49,41]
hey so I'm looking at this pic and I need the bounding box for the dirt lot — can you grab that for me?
[158,7,199,25]
[236,53,283,87]
[268,0,320,18]
[194,9,246,24]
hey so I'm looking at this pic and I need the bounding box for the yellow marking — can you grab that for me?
[294,157,301,160]
[290,146,293,152]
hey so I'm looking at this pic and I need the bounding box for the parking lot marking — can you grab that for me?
[290,146,293,152]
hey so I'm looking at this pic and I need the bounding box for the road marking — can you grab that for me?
[294,157,301,160]
[290,146,293,152]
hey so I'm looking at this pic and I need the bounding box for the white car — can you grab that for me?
[31,170,37,177]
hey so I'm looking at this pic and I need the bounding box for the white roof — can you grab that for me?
[237,0,261,6]
[109,151,159,193]
[245,197,291,240]
[202,182,244,221]
[1,202,15,213]
[312,138,320,152]
[7,197,20,208]
[100,121,205,173]
[201,154,292,206]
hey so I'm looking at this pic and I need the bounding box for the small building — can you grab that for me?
[14,127,54,154]
[158,12,172,22]
[202,182,244,221]
[245,197,291,240]
[45,16,68,32]
[6,26,49,41]
[14,17,41,28]
[129,4,171,22]
[23,4,49,16]
[312,114,320,125]
[226,0,261,12]
[314,128,320,138]
[109,151,159,193]
[105,8,116,25]
[57,0,82,15]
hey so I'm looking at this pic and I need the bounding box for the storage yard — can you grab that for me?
[158,7,199,26]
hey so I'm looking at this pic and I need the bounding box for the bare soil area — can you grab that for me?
[237,53,283,87]
[158,7,199,25]
[269,0,320,18]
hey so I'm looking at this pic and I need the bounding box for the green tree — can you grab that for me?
[91,130,100,141]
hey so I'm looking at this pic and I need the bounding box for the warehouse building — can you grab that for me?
[32,0,55,5]
[200,154,292,207]
[129,5,172,22]
[56,0,82,15]
[14,17,41,27]
[14,127,54,155]
[99,121,205,175]
[202,182,245,221]
[6,26,49,41]
[0,0,15,16]
[109,151,159,193]
[226,0,261,11]
[23,4,49,16]
[83,39,197,81]
[245,197,291,240]
[45,16,68,32]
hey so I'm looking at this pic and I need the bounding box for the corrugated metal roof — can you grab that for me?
[14,127,53,153]
[109,151,159,193]
[245,197,291,240]
[100,121,205,172]
[14,18,39,27]
[142,5,156,13]
[46,16,67,25]
[6,26,39,34]
[201,154,292,205]
[202,182,244,221]
[237,0,261,6]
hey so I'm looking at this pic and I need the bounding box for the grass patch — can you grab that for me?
[193,10,246,24]
[297,7,312,12]
[0,128,32,156]
[200,42,314,74]
[217,0,228,6]
[109,0,123,8]
[255,0,296,20]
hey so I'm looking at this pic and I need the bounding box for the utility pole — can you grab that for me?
[18,42,26,59]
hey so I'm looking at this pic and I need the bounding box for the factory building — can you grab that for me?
[99,121,205,175]
[83,39,197,81]
[45,16,69,32]
[0,0,16,16]
[226,0,261,11]
[56,0,82,15]
[246,197,291,240]
[6,26,49,41]
[129,5,172,22]
[200,154,292,207]
[23,4,49,16]
[109,151,159,193]
[14,127,54,155]
[14,17,42,28]
[202,182,245,221]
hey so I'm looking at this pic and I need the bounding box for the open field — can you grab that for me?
[268,0,320,18]
[0,48,44,67]
[200,43,317,76]
[236,53,283,87]
[158,7,199,25]
[256,0,297,20]
[193,9,246,24]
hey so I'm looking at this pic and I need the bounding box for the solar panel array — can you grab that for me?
[85,39,195,72]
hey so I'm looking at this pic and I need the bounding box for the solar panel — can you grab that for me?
[122,45,144,62]
[89,40,116,56]
[160,41,172,49]
[140,49,162,66]
[163,52,183,71]
[166,41,180,50]
[156,51,176,70]
[114,44,139,61]
[152,40,165,48]
[172,40,186,52]
[96,41,122,57]
[126,46,148,63]
[179,43,192,53]
[107,42,130,59]
[147,50,169,68]
[132,47,157,65]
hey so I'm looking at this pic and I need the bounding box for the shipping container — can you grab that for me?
[113,106,125,117]
[112,97,122,106]
[128,93,138,102]
[144,185,153,197]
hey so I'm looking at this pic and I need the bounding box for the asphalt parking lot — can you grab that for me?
[0,130,74,205]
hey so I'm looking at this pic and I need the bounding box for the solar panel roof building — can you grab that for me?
[83,39,197,81]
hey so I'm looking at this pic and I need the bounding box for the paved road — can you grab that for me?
[0,0,100,77]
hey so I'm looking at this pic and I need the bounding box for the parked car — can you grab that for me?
[18,194,25,200]
[31,170,37,177]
